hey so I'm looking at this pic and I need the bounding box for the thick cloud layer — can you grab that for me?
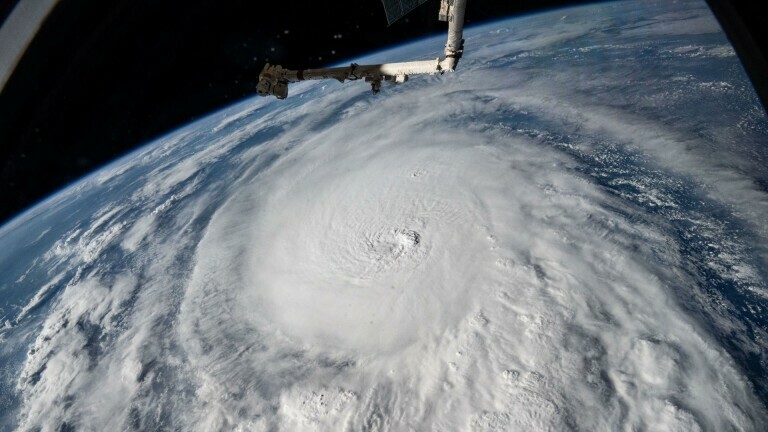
[1,0,767,430]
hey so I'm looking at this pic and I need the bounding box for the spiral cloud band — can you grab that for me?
[177,89,764,431]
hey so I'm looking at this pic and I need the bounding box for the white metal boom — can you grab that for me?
[256,0,467,99]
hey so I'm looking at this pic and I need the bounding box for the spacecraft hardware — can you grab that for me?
[256,0,467,99]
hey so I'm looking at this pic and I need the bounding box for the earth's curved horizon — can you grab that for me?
[2,0,768,430]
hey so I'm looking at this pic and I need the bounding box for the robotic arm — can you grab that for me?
[256,0,467,99]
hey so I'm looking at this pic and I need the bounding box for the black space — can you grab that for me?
[0,0,766,226]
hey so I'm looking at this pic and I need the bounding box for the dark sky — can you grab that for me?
[0,0,766,226]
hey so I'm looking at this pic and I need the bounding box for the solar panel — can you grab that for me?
[381,0,429,25]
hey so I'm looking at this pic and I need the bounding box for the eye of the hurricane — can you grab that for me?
[354,228,423,277]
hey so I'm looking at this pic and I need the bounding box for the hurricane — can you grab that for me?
[1,0,767,430]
